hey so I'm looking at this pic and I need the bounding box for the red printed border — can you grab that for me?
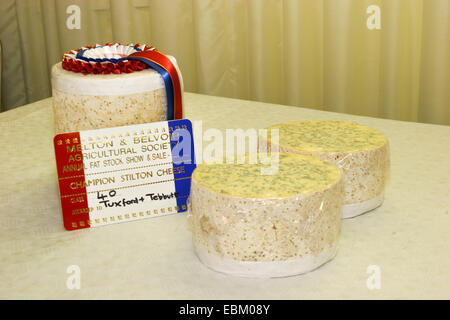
[54,133,90,231]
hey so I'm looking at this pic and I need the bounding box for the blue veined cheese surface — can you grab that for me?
[192,153,341,198]
[266,120,387,152]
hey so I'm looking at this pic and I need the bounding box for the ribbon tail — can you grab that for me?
[127,50,183,120]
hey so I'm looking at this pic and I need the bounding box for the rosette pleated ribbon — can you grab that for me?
[62,43,183,120]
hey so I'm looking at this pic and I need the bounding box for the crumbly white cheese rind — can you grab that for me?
[265,121,390,218]
[52,62,165,96]
[52,87,167,134]
[189,153,344,277]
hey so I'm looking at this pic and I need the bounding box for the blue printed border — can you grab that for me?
[168,119,196,212]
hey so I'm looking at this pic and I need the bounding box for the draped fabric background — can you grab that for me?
[0,0,448,125]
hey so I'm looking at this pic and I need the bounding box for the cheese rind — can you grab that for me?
[265,121,390,218]
[190,153,344,277]
[52,87,167,134]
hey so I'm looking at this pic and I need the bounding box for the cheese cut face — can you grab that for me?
[51,59,182,134]
[193,153,341,197]
[268,120,387,152]
[265,121,390,218]
[190,153,344,278]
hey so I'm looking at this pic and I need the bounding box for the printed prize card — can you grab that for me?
[54,119,196,231]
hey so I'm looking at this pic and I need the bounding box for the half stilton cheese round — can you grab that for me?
[189,153,344,278]
[265,121,390,218]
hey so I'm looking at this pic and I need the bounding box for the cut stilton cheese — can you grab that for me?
[265,120,390,218]
[190,153,344,278]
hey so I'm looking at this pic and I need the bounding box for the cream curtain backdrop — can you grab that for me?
[0,0,448,125]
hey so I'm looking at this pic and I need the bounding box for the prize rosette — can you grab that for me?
[61,43,182,119]
[62,43,152,74]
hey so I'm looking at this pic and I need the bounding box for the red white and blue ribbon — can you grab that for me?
[62,43,183,120]
[127,50,183,120]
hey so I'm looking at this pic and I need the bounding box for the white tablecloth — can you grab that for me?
[0,93,449,299]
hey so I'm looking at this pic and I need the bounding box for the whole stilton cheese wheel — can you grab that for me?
[189,153,344,278]
[265,121,390,218]
[52,43,183,134]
